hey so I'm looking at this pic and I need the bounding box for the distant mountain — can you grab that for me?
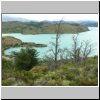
[77,20,98,27]
[41,20,98,27]
[2,16,98,27]
[2,15,31,22]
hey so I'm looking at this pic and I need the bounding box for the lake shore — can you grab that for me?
[2,36,47,55]
[2,27,98,57]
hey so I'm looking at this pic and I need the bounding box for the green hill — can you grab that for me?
[2,21,89,34]
[2,36,47,51]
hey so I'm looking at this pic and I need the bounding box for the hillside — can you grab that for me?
[2,36,22,47]
[2,21,89,34]
[2,56,98,86]
[2,36,47,50]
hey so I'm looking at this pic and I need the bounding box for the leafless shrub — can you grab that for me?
[66,35,94,64]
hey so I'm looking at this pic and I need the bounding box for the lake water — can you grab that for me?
[2,27,98,59]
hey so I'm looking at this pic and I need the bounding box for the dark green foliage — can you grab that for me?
[2,59,13,81]
[14,48,38,71]
[2,78,16,86]
[2,58,12,71]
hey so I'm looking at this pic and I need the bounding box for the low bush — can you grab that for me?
[14,48,38,71]
[2,78,15,86]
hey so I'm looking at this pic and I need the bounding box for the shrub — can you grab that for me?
[2,58,12,71]
[34,78,48,86]
[14,70,34,85]
[77,78,98,86]
[30,66,48,74]
[47,80,57,86]
[14,80,26,86]
[2,59,13,81]
[61,80,70,86]
[2,78,15,86]
[14,70,33,80]
[14,48,38,71]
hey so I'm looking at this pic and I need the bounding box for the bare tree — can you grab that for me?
[48,19,64,69]
[71,35,83,63]
[81,40,93,65]
[66,35,93,64]
[47,20,93,69]
[82,41,92,58]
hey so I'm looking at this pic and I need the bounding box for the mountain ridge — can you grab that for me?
[2,15,98,27]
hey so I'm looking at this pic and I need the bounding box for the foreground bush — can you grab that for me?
[14,48,38,71]
[2,59,13,81]
[30,66,48,74]
[2,56,98,86]
[2,78,16,86]
[2,58,12,71]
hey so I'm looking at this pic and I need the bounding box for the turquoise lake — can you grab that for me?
[2,27,98,59]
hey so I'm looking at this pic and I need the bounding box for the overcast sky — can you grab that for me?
[3,14,98,21]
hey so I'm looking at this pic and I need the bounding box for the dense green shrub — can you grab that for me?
[14,70,34,85]
[14,70,33,80]
[2,58,12,71]
[72,77,98,86]
[14,48,38,71]
[2,59,13,81]
[47,80,58,86]
[61,80,70,86]
[2,78,15,86]
[30,66,48,74]
[33,78,48,86]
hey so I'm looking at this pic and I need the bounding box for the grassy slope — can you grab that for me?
[2,22,89,34]
[2,56,98,86]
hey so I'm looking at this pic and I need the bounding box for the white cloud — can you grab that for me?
[3,14,98,21]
